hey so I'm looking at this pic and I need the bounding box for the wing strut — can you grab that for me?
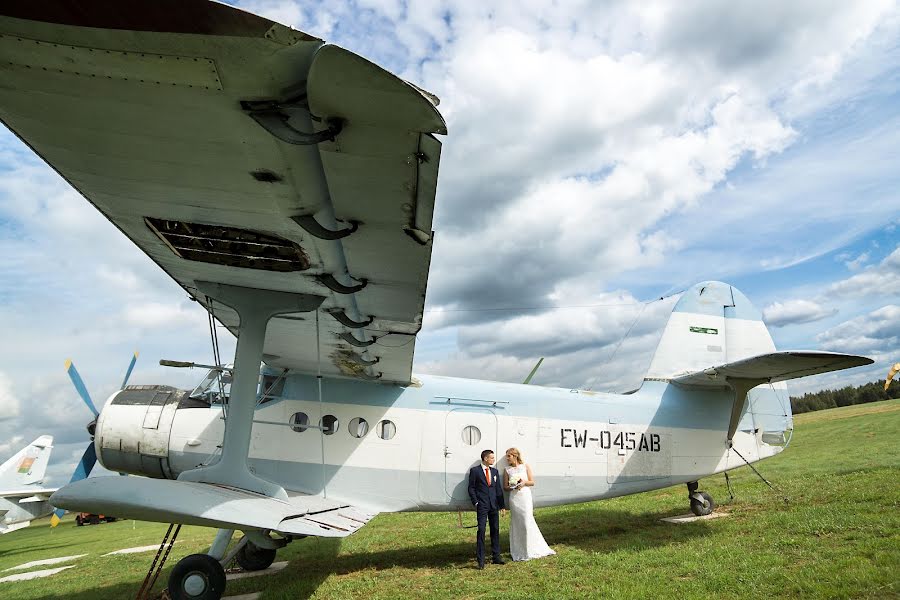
[178,282,324,500]
[725,378,766,444]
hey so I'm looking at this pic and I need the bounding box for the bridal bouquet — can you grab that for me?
[508,475,521,488]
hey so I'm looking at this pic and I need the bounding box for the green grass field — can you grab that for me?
[2,400,898,599]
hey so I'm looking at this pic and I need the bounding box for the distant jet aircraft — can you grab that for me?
[0,436,56,534]
[0,2,872,598]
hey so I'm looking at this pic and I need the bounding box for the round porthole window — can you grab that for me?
[349,417,369,438]
[320,415,339,435]
[377,419,396,440]
[290,412,309,433]
[461,425,481,445]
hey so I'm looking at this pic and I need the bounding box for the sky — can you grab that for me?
[0,0,898,486]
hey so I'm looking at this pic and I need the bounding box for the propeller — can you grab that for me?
[51,352,138,527]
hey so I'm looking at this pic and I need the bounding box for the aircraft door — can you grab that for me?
[444,408,497,506]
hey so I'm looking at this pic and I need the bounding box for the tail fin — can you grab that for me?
[646,282,871,443]
[0,435,54,490]
[646,281,775,379]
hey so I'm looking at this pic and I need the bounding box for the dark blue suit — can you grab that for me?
[468,464,505,565]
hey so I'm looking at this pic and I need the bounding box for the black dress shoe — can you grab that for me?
[493,557,506,565]
[476,562,485,570]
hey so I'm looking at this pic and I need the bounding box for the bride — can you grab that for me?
[503,447,556,561]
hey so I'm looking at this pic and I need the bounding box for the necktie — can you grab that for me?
[485,468,491,486]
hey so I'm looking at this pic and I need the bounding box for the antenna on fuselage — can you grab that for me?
[522,358,544,384]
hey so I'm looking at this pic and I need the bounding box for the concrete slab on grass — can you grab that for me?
[660,512,729,524]
[0,565,76,583]
[103,544,167,556]
[226,561,288,581]
[4,554,87,571]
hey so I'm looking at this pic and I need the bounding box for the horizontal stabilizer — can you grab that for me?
[670,351,873,389]
[51,477,376,538]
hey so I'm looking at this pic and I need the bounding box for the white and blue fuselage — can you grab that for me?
[95,373,789,514]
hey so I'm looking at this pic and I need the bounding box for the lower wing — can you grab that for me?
[50,477,375,537]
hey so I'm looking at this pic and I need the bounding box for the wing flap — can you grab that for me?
[50,477,375,538]
[670,351,873,389]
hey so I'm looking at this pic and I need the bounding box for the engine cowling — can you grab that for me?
[94,385,186,479]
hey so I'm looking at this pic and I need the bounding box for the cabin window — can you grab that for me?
[260,374,285,399]
[349,417,369,438]
[461,425,481,445]
[377,420,396,440]
[290,412,309,433]
[320,415,339,435]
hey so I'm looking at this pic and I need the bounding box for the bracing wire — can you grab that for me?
[729,445,790,504]
[205,295,226,419]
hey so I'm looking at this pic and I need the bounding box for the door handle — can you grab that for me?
[444,446,452,458]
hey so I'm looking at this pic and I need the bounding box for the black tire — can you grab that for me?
[105,517,117,523]
[690,491,715,516]
[168,554,226,600]
[76,516,83,526]
[89,516,100,525]
[235,541,277,571]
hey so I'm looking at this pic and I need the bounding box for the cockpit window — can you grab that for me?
[189,368,231,404]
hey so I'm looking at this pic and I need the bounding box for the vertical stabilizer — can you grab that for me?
[646,282,792,440]
[0,436,54,490]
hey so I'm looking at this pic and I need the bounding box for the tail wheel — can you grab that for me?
[236,541,277,571]
[168,553,226,600]
[690,491,715,516]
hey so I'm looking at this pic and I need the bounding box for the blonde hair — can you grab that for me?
[505,447,524,465]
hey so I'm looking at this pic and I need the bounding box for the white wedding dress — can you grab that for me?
[506,464,556,561]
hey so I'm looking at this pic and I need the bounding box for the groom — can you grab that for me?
[468,449,505,569]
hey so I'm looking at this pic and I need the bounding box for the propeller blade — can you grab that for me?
[121,351,139,390]
[65,359,99,417]
[70,443,98,484]
[50,443,97,527]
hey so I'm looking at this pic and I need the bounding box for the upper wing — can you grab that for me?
[670,351,873,389]
[0,2,445,384]
[51,477,376,538]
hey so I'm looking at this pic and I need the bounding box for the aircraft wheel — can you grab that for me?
[690,491,715,516]
[236,540,277,571]
[168,553,226,600]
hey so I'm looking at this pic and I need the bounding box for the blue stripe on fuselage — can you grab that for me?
[246,375,734,432]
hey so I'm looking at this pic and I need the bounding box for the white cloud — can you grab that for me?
[0,435,25,458]
[843,252,870,271]
[0,372,20,421]
[816,305,900,355]
[122,302,209,330]
[827,246,900,297]
[763,299,838,328]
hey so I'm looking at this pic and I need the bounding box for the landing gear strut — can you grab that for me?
[236,540,277,571]
[687,481,715,516]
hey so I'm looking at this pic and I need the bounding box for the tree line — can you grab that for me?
[790,379,900,414]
